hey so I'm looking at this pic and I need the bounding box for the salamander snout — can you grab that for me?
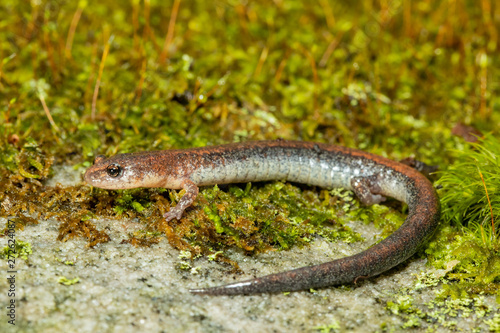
[84,155,128,189]
[84,153,161,190]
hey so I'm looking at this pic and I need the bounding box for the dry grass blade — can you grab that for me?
[159,0,181,65]
[91,35,113,120]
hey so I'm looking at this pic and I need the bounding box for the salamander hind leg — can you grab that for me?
[350,175,386,205]
[163,179,199,222]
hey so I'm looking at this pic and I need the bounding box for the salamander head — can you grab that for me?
[84,154,165,189]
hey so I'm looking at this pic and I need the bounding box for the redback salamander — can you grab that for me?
[84,140,440,295]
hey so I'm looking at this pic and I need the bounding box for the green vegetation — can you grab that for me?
[57,276,80,286]
[314,319,341,333]
[169,182,362,255]
[0,240,32,260]
[425,135,500,301]
[437,135,500,248]
[385,289,495,331]
[1,0,500,330]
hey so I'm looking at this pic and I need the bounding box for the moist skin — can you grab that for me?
[84,140,440,295]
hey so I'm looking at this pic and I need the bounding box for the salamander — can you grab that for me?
[84,140,440,295]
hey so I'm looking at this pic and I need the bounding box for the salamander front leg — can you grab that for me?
[163,179,199,222]
[350,175,386,205]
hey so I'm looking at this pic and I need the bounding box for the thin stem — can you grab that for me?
[477,165,495,241]
[39,93,59,133]
[91,35,113,120]
[65,5,84,60]
[159,0,181,65]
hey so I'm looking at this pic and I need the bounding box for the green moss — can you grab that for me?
[485,313,500,332]
[419,136,500,302]
[313,319,340,333]
[55,258,75,266]
[1,240,32,260]
[57,277,80,286]
[437,135,500,249]
[385,288,496,331]
[156,181,365,264]
[386,295,420,316]
[351,202,406,239]
[113,189,154,215]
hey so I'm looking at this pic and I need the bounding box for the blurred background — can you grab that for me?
[2,0,498,161]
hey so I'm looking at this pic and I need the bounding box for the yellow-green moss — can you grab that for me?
[1,240,32,261]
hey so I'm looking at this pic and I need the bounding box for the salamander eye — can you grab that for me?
[106,164,122,178]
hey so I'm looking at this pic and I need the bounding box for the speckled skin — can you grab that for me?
[84,140,440,295]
